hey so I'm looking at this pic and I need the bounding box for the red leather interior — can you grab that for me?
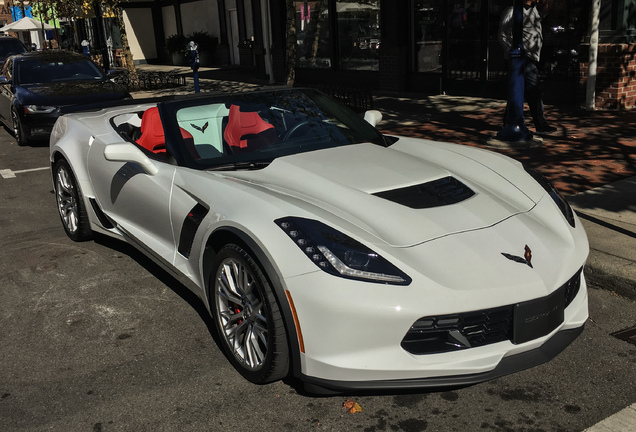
[137,107,193,156]
[223,104,276,152]
[136,107,166,154]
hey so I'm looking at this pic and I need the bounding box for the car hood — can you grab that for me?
[224,140,538,247]
[17,80,130,106]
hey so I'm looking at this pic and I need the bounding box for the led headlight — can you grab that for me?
[276,217,411,285]
[525,167,575,227]
[24,105,57,114]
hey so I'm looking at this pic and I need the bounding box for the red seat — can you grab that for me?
[136,107,166,154]
[223,104,277,153]
[136,107,193,157]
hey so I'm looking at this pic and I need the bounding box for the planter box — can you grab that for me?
[171,52,186,66]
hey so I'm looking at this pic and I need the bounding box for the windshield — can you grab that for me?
[0,39,27,62]
[16,57,105,85]
[164,89,386,169]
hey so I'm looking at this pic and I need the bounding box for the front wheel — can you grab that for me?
[210,244,289,384]
[12,108,27,146]
[53,159,93,241]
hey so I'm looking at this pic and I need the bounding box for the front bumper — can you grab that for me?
[21,112,58,140]
[288,268,588,388]
[302,325,585,392]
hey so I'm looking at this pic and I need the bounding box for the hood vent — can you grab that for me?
[374,176,475,209]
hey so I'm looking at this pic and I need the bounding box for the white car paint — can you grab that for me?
[49,92,589,392]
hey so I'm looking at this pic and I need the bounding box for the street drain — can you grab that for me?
[611,326,636,346]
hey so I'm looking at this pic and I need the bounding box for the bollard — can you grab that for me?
[81,40,90,57]
[496,0,533,142]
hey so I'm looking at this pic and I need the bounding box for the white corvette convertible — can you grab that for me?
[50,88,588,392]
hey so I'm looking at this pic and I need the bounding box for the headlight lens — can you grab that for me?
[525,167,575,227]
[276,217,411,285]
[24,105,57,114]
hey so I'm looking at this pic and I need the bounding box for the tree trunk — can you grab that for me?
[310,0,325,67]
[114,4,137,79]
[285,0,296,86]
[586,0,600,111]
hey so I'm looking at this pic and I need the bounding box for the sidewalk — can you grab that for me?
[131,64,636,301]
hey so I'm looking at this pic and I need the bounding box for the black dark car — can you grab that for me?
[0,50,131,145]
[0,35,28,69]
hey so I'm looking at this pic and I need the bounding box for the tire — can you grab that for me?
[12,108,27,147]
[53,159,93,242]
[210,244,289,384]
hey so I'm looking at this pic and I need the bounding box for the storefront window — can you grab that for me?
[296,1,332,68]
[337,0,380,70]
[447,0,482,79]
[413,0,444,72]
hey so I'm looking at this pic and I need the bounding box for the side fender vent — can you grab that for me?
[374,176,475,209]
[178,203,209,258]
[89,198,115,229]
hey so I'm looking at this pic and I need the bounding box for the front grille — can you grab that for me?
[401,268,584,355]
[401,306,513,355]
[374,176,475,209]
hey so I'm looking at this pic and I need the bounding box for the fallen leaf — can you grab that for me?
[343,399,363,413]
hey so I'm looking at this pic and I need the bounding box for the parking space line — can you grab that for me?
[584,403,636,431]
[1,166,49,179]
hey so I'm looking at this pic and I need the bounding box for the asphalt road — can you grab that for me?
[1,128,635,432]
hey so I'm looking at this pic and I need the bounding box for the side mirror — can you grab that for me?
[0,76,10,85]
[364,110,382,127]
[104,143,159,176]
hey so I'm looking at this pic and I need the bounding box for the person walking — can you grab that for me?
[499,0,556,134]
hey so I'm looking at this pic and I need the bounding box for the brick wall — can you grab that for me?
[580,43,636,110]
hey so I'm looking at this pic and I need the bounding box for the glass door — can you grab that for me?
[446,0,484,80]
[412,0,445,73]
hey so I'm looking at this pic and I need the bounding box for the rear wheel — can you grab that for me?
[53,159,93,241]
[11,108,27,146]
[210,244,289,384]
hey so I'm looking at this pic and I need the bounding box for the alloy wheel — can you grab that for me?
[55,164,80,235]
[215,256,269,370]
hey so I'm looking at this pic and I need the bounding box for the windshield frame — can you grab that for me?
[159,88,387,170]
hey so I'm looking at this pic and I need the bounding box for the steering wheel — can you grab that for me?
[282,121,310,141]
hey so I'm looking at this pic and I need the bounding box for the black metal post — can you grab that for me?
[93,1,110,71]
[497,0,532,142]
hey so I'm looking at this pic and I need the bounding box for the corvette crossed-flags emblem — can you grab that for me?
[190,121,209,133]
[502,245,533,268]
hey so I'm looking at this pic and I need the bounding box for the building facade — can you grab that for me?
[114,0,634,107]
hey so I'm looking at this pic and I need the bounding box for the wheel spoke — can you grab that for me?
[217,264,244,305]
[252,318,268,348]
[244,324,266,368]
[220,308,245,329]
[232,319,250,353]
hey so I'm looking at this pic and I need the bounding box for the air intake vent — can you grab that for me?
[374,176,474,209]
[400,268,584,355]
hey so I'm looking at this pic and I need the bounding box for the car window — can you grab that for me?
[16,58,105,85]
[0,39,27,62]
